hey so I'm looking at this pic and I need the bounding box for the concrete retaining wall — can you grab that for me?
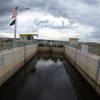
[65,46,76,62]
[64,45,100,94]
[76,51,100,81]
[26,44,37,61]
[0,44,37,86]
[97,69,100,87]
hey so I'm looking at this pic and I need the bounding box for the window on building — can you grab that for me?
[27,36,32,40]
[22,37,24,39]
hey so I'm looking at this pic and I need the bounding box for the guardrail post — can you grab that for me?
[23,42,26,63]
[75,49,77,65]
[95,57,100,84]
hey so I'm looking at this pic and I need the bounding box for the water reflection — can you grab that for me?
[0,54,99,100]
[17,55,77,100]
[63,59,100,100]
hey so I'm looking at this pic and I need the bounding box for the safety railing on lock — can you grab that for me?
[0,40,39,51]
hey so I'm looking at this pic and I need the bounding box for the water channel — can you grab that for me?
[0,54,100,100]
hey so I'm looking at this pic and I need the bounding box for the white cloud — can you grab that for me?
[21,12,94,41]
[0,32,14,38]
[0,0,100,43]
[0,11,96,42]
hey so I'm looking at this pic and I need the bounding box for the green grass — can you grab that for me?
[88,46,100,56]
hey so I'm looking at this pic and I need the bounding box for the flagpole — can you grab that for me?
[13,7,18,47]
[14,14,17,41]
[11,7,29,47]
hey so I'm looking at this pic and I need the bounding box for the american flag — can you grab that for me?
[10,7,18,26]
[11,8,17,19]
[12,8,16,13]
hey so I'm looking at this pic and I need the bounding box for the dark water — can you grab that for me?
[0,54,100,100]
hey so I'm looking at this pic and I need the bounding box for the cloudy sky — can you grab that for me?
[0,0,100,42]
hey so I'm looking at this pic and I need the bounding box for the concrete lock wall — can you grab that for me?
[65,46,76,62]
[68,46,76,62]
[97,67,100,86]
[64,45,100,94]
[0,44,37,86]
[76,51,99,81]
[76,50,89,75]
[86,54,99,81]
[26,44,37,62]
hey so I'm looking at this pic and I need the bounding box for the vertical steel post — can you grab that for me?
[13,7,18,48]
[95,57,100,84]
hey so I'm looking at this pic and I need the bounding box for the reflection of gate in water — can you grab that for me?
[38,44,65,55]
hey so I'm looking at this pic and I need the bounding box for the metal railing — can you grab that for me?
[0,39,100,56]
[68,43,100,56]
[0,40,39,51]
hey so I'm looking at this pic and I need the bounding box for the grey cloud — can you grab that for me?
[0,0,100,42]
[91,28,100,39]
[0,16,11,31]
[33,18,71,30]
[0,0,17,31]
[34,20,49,26]
[82,0,98,5]
[0,0,16,15]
